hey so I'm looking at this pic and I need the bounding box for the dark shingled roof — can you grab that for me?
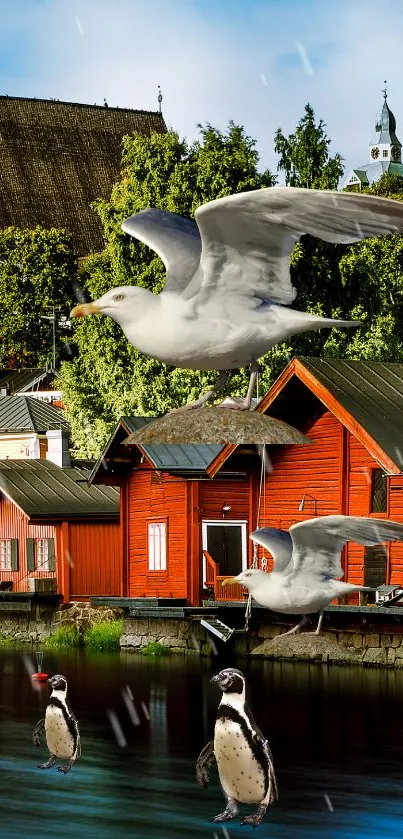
[0,368,52,394]
[0,96,167,256]
[0,395,69,433]
[300,357,403,468]
[122,417,222,472]
[0,459,119,519]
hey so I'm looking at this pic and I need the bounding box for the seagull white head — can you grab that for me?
[222,568,269,593]
[70,286,152,326]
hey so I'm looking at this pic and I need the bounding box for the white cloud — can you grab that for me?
[1,0,403,181]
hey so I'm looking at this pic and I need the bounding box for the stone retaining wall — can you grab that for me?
[120,614,403,667]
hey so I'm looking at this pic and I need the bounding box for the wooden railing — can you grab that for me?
[203,551,247,602]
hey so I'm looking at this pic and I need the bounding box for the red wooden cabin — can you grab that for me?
[0,459,120,601]
[215,357,403,596]
[91,357,403,606]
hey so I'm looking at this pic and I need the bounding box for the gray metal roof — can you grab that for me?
[122,417,222,471]
[0,395,69,433]
[0,459,119,519]
[299,357,403,469]
[346,161,403,186]
[0,368,51,394]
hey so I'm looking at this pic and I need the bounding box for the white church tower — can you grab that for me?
[342,84,403,189]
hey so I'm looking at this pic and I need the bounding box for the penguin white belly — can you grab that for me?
[214,719,266,804]
[45,707,75,759]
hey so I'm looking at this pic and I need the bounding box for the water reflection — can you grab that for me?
[0,649,402,837]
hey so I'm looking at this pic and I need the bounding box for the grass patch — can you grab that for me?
[83,619,123,651]
[0,633,13,646]
[140,641,170,657]
[44,624,83,649]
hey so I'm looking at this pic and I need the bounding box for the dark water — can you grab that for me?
[1,649,403,838]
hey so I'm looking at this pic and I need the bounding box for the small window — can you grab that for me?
[371,469,387,513]
[36,539,49,571]
[148,523,166,571]
[383,149,388,158]
[0,540,12,570]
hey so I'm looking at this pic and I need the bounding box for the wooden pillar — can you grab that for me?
[120,481,129,597]
[338,426,350,580]
[187,481,201,606]
[59,521,70,604]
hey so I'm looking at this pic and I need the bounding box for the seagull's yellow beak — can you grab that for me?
[70,302,102,318]
[221,576,239,587]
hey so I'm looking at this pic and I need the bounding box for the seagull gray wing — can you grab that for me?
[288,515,403,580]
[122,209,201,295]
[187,187,403,307]
[250,527,293,573]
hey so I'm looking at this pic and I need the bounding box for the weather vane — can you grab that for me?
[382,80,387,99]
[157,85,163,114]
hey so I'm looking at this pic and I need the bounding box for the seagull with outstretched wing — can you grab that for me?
[222,516,403,634]
[70,187,403,411]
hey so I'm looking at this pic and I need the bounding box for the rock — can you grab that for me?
[388,648,396,665]
[363,633,380,648]
[363,647,387,667]
[252,632,360,664]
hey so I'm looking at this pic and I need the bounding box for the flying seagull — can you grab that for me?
[70,188,403,411]
[222,516,403,634]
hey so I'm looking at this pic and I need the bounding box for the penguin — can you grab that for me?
[32,674,81,774]
[196,668,277,826]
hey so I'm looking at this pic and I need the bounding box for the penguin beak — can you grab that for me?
[70,302,102,318]
[221,576,239,587]
[210,674,221,685]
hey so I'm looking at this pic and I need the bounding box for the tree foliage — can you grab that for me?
[0,227,76,368]
[59,124,276,456]
[60,112,403,459]
[274,103,344,189]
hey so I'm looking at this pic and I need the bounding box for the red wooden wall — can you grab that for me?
[127,469,188,599]
[255,410,390,586]
[68,521,121,599]
[125,467,251,604]
[0,495,120,600]
[387,476,403,585]
[0,495,56,591]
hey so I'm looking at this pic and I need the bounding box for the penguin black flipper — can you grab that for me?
[33,718,45,747]
[244,702,278,802]
[196,740,215,788]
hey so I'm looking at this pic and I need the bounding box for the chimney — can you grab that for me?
[46,429,71,468]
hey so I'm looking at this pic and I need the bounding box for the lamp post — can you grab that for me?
[40,306,63,371]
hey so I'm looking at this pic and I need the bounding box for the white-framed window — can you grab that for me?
[0,540,12,570]
[36,539,49,571]
[148,522,167,571]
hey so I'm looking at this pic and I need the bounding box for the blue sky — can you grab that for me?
[1,0,403,181]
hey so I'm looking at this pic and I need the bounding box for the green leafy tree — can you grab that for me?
[0,227,76,367]
[274,103,344,189]
[59,125,276,456]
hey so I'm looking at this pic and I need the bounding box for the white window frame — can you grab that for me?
[0,540,12,570]
[36,539,49,571]
[201,520,248,586]
[147,522,167,571]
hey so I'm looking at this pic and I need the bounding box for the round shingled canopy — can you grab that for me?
[122,407,312,446]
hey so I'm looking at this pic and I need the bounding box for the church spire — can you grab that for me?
[370,83,401,163]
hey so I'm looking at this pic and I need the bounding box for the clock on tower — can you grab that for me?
[371,147,380,159]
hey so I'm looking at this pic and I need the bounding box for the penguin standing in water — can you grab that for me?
[33,674,81,774]
[196,668,277,826]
